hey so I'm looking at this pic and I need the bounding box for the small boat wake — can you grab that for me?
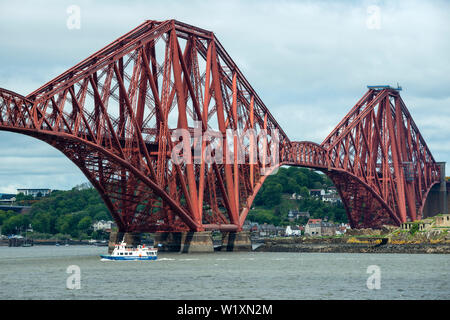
[100,258,113,262]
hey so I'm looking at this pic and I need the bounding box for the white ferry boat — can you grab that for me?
[100,241,157,261]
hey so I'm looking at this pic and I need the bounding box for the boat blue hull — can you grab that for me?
[100,255,157,261]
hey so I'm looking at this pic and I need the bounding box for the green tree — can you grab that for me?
[31,212,53,234]
[295,171,308,187]
[261,182,283,207]
[27,187,112,238]
[0,210,15,225]
[77,216,92,232]
[299,186,309,198]
[312,181,323,189]
[2,214,30,235]
[286,177,300,194]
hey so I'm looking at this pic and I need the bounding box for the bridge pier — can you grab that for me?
[153,231,214,253]
[221,231,252,251]
[423,162,448,217]
[108,231,141,254]
[438,162,448,215]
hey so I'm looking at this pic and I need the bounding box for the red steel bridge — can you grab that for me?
[0,20,441,232]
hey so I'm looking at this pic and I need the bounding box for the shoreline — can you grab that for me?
[254,242,450,254]
[0,239,104,247]
[3,238,450,254]
[254,237,450,254]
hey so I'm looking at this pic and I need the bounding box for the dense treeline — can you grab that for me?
[249,167,347,225]
[0,167,347,238]
[254,166,333,207]
[0,187,111,239]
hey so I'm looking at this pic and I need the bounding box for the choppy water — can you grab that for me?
[0,246,448,299]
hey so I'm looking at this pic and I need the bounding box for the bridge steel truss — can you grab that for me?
[0,20,440,231]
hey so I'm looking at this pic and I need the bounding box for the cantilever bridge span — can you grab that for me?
[0,20,441,232]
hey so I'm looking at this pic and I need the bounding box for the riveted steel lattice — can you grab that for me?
[0,20,440,231]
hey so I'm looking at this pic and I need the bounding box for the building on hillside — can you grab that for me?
[251,223,259,233]
[298,212,310,219]
[276,226,286,237]
[435,214,450,227]
[258,223,284,237]
[287,211,295,222]
[327,186,337,194]
[321,221,337,236]
[322,193,341,204]
[242,220,252,231]
[285,225,302,236]
[93,220,116,232]
[400,219,433,232]
[418,220,433,231]
[0,194,16,204]
[258,223,269,237]
[309,188,342,204]
[288,210,310,222]
[401,215,450,231]
[336,224,349,235]
[290,193,302,200]
[304,218,322,236]
[74,182,93,190]
[304,219,340,236]
[259,223,276,237]
[16,188,51,198]
[309,189,325,199]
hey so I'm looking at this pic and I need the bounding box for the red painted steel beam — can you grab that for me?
[0,20,441,232]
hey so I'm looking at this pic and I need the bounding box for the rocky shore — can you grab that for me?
[255,236,450,254]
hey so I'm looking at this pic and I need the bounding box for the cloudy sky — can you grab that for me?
[0,0,449,193]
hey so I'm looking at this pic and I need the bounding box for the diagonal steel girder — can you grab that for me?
[0,20,441,231]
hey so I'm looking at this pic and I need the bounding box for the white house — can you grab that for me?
[309,189,326,199]
[290,193,302,200]
[93,220,115,232]
[322,193,341,204]
[17,188,51,197]
[285,225,301,236]
[308,188,342,204]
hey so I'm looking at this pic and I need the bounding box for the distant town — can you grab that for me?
[244,185,350,238]
[1,182,450,255]
[0,180,349,241]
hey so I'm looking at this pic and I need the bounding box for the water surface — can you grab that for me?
[0,246,448,299]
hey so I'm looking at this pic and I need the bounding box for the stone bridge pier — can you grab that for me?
[423,162,448,218]
[108,231,253,253]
